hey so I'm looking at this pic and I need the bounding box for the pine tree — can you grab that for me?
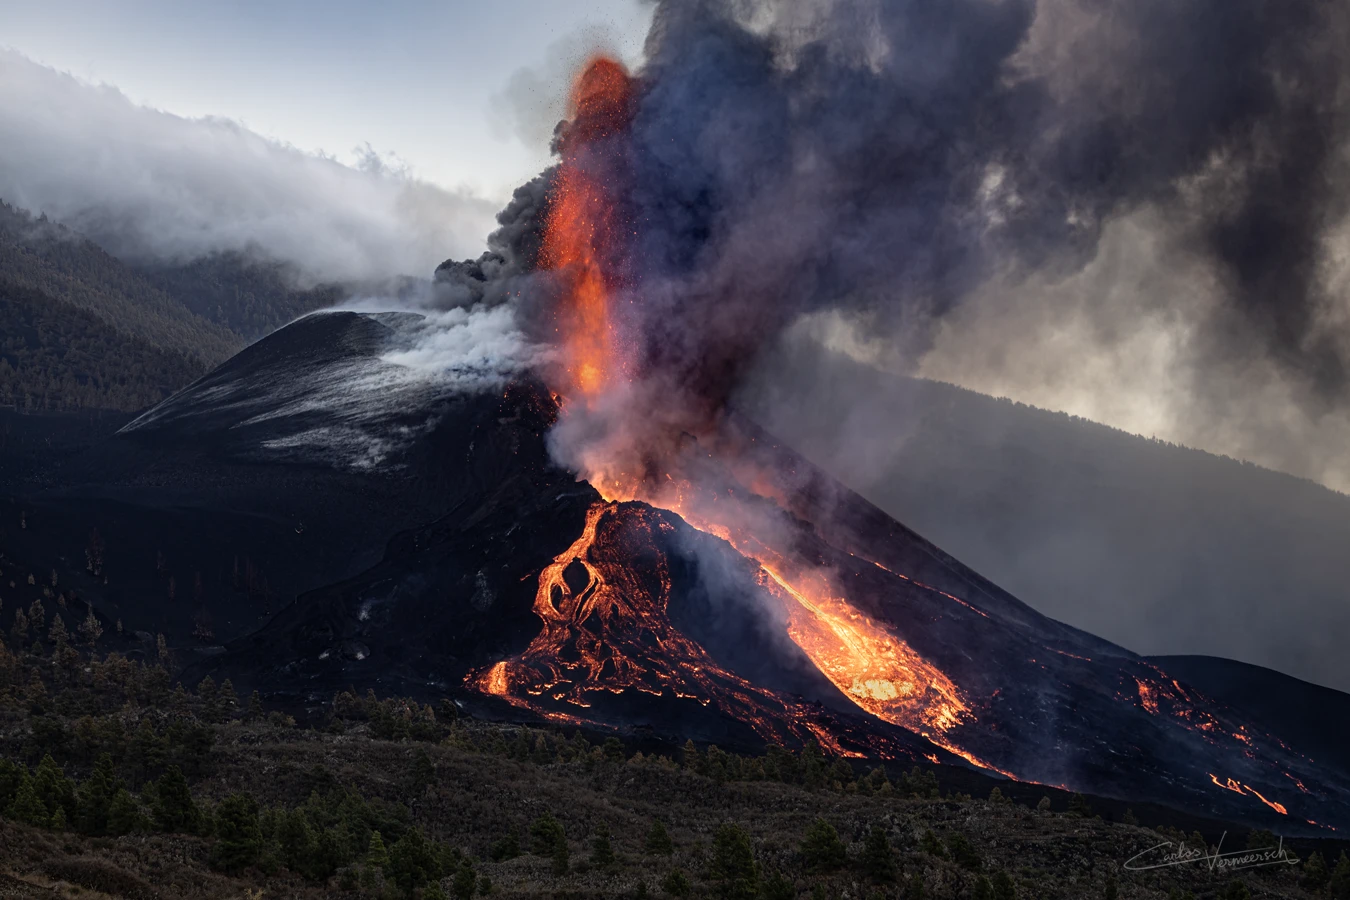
[800,818,847,873]
[663,868,692,898]
[453,861,477,899]
[210,792,262,873]
[919,829,946,857]
[247,690,264,721]
[367,830,391,869]
[551,834,571,876]
[862,824,896,882]
[762,871,794,900]
[27,598,44,634]
[387,827,440,893]
[710,822,758,900]
[973,876,995,900]
[591,822,616,869]
[646,819,674,855]
[8,772,49,826]
[33,754,75,822]
[77,753,120,835]
[277,808,317,874]
[490,830,521,861]
[1302,851,1329,890]
[219,679,238,717]
[197,676,219,721]
[79,605,102,647]
[107,788,143,835]
[1329,851,1350,899]
[152,765,200,833]
[992,870,1017,900]
[413,747,436,789]
[682,739,700,771]
[947,833,982,870]
[48,614,68,647]
[531,812,565,855]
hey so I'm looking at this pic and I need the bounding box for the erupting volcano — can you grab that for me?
[168,50,1350,837]
[501,58,987,762]
[433,58,1350,830]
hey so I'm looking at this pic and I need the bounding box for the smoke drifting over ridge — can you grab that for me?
[440,0,1350,493]
[0,49,498,283]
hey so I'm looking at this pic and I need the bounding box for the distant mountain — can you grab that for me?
[739,341,1350,693]
[0,199,344,412]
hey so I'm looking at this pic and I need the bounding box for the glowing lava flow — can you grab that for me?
[585,475,1011,773]
[1209,773,1289,815]
[474,501,911,758]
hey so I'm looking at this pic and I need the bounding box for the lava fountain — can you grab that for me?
[540,56,635,401]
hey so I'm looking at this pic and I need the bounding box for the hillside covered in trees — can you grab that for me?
[0,619,1338,900]
[0,200,344,413]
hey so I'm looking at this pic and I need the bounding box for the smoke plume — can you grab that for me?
[442,0,1350,496]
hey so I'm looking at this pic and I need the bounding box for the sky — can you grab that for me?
[0,0,653,202]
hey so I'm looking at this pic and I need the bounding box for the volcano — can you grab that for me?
[82,307,1330,836]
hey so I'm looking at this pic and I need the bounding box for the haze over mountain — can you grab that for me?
[0,48,497,284]
[0,199,344,412]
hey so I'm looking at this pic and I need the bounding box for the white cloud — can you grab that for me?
[0,48,500,281]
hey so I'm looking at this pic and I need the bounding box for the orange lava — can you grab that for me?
[540,55,634,400]
[1136,678,1160,714]
[474,501,910,756]
[583,472,1015,773]
[1209,773,1288,815]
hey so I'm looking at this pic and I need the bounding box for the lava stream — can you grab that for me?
[474,501,905,757]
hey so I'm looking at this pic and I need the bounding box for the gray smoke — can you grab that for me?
[444,0,1350,497]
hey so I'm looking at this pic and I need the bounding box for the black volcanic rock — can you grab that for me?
[1151,655,1350,775]
[8,310,1350,835]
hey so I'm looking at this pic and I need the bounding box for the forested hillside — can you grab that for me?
[139,253,344,341]
[0,280,205,411]
[0,200,345,413]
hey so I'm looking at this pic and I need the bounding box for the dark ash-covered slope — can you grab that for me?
[147,313,1350,835]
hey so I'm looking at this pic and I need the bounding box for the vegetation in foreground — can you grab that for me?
[0,601,1342,900]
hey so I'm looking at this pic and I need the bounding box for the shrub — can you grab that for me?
[799,818,847,873]
[710,823,758,900]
